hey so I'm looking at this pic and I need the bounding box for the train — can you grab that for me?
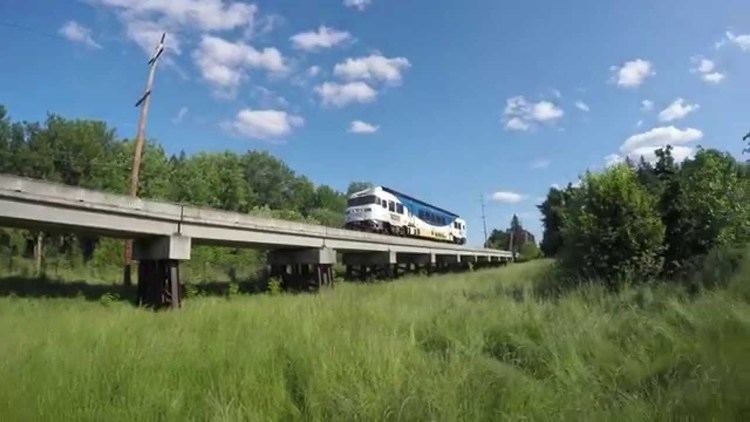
[344,186,467,244]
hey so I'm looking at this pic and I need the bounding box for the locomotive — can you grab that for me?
[344,186,467,244]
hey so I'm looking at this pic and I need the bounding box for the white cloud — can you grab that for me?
[695,58,715,73]
[531,101,564,121]
[123,19,181,56]
[503,96,563,131]
[348,120,379,134]
[315,81,377,107]
[90,0,260,56]
[290,26,352,51]
[92,0,257,32]
[344,0,371,11]
[251,86,289,108]
[307,65,321,77]
[629,145,695,163]
[530,158,551,169]
[489,191,525,204]
[610,59,654,88]
[193,35,287,96]
[641,99,654,112]
[574,101,590,112]
[172,106,188,124]
[59,21,101,49]
[606,145,696,168]
[605,125,702,168]
[702,72,726,84]
[505,117,530,131]
[658,98,699,122]
[690,57,725,84]
[604,154,624,167]
[726,31,750,51]
[620,126,703,154]
[224,109,303,140]
[333,54,411,84]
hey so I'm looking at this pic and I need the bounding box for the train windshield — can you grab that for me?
[347,195,377,207]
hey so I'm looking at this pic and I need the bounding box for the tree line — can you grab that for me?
[484,215,541,262]
[538,144,750,284]
[0,105,370,281]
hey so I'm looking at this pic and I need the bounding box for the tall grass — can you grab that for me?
[0,260,748,420]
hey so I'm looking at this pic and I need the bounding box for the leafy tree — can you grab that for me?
[0,106,11,172]
[308,207,344,227]
[168,151,252,211]
[484,229,509,249]
[660,149,750,274]
[538,187,568,256]
[314,185,347,213]
[517,242,542,262]
[560,165,665,282]
[346,181,374,196]
[240,151,303,211]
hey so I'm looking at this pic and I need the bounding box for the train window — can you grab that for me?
[396,204,404,214]
[382,201,387,209]
[347,195,377,207]
[388,201,395,212]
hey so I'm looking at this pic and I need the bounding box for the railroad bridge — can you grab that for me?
[0,174,512,309]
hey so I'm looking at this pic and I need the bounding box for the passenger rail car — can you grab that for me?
[344,186,467,244]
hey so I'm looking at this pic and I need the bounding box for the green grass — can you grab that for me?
[0,260,749,420]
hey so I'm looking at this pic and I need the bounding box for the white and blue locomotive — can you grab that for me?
[344,186,467,244]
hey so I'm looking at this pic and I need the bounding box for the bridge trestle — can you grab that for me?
[134,235,191,309]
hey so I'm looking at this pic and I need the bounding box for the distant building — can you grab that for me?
[484,214,536,252]
[509,227,535,247]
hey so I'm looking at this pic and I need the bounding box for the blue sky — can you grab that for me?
[1,0,749,245]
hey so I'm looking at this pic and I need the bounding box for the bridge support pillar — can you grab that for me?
[268,247,336,289]
[134,235,191,310]
[435,254,460,274]
[341,251,396,281]
[395,252,436,276]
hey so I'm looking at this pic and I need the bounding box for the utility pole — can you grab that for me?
[480,194,488,247]
[123,33,166,286]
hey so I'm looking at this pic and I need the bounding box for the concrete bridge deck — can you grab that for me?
[0,174,512,308]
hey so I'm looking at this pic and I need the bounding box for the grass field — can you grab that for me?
[1,260,749,420]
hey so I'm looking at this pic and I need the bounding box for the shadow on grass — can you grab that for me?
[0,276,137,302]
[0,276,310,304]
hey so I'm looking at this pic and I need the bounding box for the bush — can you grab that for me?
[560,165,664,283]
[661,149,750,275]
[267,277,283,295]
[516,242,542,262]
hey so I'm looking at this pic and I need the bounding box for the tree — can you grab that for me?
[660,149,750,275]
[517,242,542,262]
[538,187,568,256]
[0,106,10,172]
[347,181,374,196]
[240,151,303,211]
[560,165,665,282]
[484,229,509,249]
[315,185,346,213]
[308,208,344,227]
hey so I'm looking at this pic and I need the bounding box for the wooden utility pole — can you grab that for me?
[123,33,166,286]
